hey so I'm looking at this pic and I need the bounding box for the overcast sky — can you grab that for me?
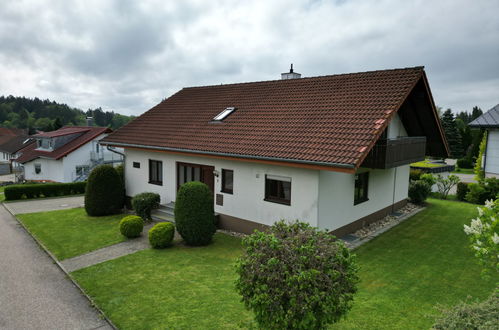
[1,0,498,116]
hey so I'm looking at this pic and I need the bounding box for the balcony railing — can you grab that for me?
[362,136,426,169]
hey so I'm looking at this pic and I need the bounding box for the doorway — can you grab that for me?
[176,162,215,194]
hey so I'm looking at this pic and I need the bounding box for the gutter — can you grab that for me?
[106,145,125,158]
[100,141,355,170]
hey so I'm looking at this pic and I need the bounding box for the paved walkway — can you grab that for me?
[0,204,112,330]
[5,196,84,215]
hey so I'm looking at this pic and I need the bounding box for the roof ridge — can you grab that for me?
[183,66,425,90]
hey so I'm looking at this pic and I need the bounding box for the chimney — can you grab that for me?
[281,63,301,80]
[86,117,94,127]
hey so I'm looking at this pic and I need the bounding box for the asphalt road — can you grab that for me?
[0,204,112,330]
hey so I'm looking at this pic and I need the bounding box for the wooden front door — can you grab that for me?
[176,162,215,195]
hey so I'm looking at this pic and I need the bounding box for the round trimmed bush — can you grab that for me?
[148,222,175,248]
[119,215,143,238]
[174,181,216,246]
[132,192,160,221]
[85,165,124,216]
[408,180,431,204]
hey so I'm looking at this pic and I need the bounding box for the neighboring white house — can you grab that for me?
[101,66,449,236]
[14,126,123,183]
[469,104,499,178]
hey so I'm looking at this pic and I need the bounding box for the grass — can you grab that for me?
[70,199,496,329]
[17,208,127,260]
[452,167,475,175]
[0,185,5,202]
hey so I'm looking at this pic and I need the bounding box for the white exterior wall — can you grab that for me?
[485,129,499,177]
[124,148,320,227]
[62,140,95,182]
[387,114,407,138]
[24,158,64,182]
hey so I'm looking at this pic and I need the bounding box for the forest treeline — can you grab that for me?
[0,95,134,133]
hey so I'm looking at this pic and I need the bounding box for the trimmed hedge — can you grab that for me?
[148,222,175,248]
[119,215,144,238]
[4,182,86,201]
[456,157,473,169]
[132,192,160,222]
[85,165,124,216]
[174,181,216,246]
[408,180,431,204]
[456,182,470,201]
[410,169,423,181]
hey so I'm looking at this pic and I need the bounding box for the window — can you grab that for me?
[149,160,163,185]
[76,165,89,176]
[265,175,291,205]
[354,172,369,205]
[133,162,140,168]
[34,163,41,174]
[221,169,233,194]
[212,107,236,121]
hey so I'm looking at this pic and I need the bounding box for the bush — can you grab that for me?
[174,181,216,246]
[410,169,423,181]
[465,178,499,204]
[148,222,175,248]
[421,173,436,187]
[457,157,474,169]
[132,192,160,222]
[4,182,87,201]
[456,182,470,201]
[85,165,124,216]
[235,220,359,329]
[408,180,431,204]
[433,288,498,329]
[119,215,144,238]
[435,174,460,200]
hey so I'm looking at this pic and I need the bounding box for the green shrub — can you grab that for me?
[236,220,359,329]
[433,288,498,329]
[456,182,470,201]
[457,157,474,169]
[85,165,124,216]
[410,169,423,181]
[132,192,160,222]
[465,178,499,204]
[408,180,431,204]
[116,164,124,186]
[421,173,436,187]
[4,185,23,200]
[174,181,216,246]
[4,182,87,201]
[148,222,175,248]
[119,215,143,238]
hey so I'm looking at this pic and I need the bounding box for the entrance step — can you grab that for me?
[151,202,175,222]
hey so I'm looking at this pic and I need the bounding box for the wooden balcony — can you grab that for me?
[362,137,426,169]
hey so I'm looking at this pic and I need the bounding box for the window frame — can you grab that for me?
[354,172,369,205]
[148,159,163,186]
[34,163,41,174]
[221,169,234,194]
[133,162,140,169]
[264,175,291,206]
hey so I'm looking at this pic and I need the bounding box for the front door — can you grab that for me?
[176,162,215,195]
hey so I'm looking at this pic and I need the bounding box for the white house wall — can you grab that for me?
[318,165,409,231]
[24,158,64,182]
[388,113,408,138]
[485,129,499,177]
[61,140,95,182]
[124,148,320,227]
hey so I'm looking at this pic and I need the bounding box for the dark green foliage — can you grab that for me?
[119,215,143,238]
[132,192,160,222]
[408,180,431,204]
[457,157,474,169]
[235,220,359,329]
[456,182,470,201]
[115,164,124,187]
[441,109,463,158]
[465,178,499,204]
[4,182,86,200]
[410,169,423,181]
[85,165,124,216]
[174,181,215,246]
[433,288,498,330]
[148,222,175,248]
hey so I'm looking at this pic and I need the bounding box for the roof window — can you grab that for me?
[213,107,236,121]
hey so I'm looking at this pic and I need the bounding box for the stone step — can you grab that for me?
[156,205,174,216]
[151,208,175,222]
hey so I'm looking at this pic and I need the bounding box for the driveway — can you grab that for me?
[4,196,84,215]
[0,204,111,329]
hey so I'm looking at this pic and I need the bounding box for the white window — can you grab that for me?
[212,107,236,121]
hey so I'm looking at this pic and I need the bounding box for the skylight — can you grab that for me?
[213,107,236,121]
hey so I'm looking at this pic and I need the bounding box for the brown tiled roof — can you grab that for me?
[0,135,34,153]
[16,126,112,164]
[102,67,437,169]
[34,127,91,138]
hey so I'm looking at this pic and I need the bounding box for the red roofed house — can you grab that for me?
[15,126,123,182]
[101,66,449,236]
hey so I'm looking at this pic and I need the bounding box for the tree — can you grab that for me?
[236,220,359,329]
[441,109,463,158]
[471,106,483,122]
[34,117,54,131]
[84,165,124,216]
[53,117,63,130]
[435,174,460,199]
[474,131,487,182]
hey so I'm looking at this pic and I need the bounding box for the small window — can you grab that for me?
[265,175,291,205]
[149,160,163,185]
[221,169,233,194]
[354,172,369,205]
[34,163,41,174]
[212,107,236,121]
[133,162,140,169]
[76,165,90,176]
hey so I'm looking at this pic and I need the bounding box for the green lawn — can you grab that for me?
[411,160,443,168]
[452,168,475,175]
[17,208,127,260]
[0,185,6,202]
[70,199,496,329]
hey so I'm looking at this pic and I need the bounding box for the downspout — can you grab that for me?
[106,145,125,159]
[391,167,397,214]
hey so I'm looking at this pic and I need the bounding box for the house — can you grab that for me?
[14,126,123,183]
[100,66,448,236]
[0,128,33,175]
[469,104,499,178]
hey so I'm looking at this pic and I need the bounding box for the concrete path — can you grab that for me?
[0,205,112,330]
[5,196,84,215]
